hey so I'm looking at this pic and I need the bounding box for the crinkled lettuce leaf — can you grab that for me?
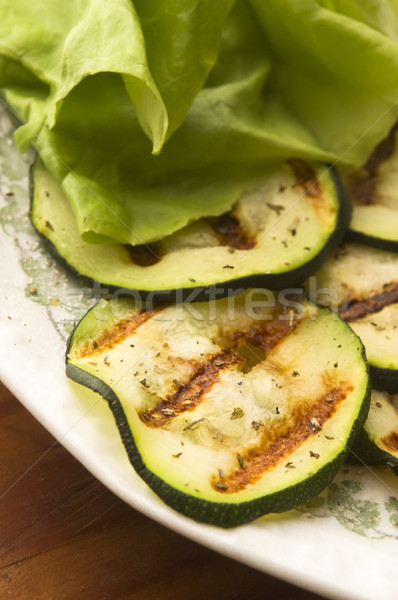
[0,0,233,153]
[1,0,398,245]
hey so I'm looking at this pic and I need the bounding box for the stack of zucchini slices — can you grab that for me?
[31,149,398,527]
[315,129,398,477]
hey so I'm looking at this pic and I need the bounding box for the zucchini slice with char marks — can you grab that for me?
[340,122,398,251]
[31,158,349,298]
[313,242,398,393]
[66,291,369,527]
[350,389,398,475]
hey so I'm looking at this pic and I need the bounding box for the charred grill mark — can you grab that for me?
[230,309,302,353]
[365,123,398,176]
[346,123,398,206]
[346,176,377,207]
[139,350,246,428]
[77,310,155,358]
[209,212,255,250]
[339,282,398,322]
[139,307,302,427]
[287,159,322,199]
[211,384,352,494]
[382,431,398,453]
[125,243,162,266]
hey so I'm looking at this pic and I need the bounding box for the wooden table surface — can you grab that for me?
[0,380,328,600]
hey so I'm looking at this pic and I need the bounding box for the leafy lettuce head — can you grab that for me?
[1,0,398,245]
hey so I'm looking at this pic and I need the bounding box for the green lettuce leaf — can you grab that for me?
[1,0,398,245]
[250,0,398,165]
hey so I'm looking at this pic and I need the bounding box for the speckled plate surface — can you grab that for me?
[0,102,398,600]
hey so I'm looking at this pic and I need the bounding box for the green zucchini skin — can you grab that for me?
[30,158,351,300]
[345,230,398,254]
[349,429,398,475]
[67,363,368,527]
[369,366,398,395]
[348,390,398,475]
[65,293,370,528]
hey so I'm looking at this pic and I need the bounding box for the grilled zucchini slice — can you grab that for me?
[313,242,398,393]
[31,158,349,297]
[66,291,369,527]
[350,389,398,475]
[340,123,398,251]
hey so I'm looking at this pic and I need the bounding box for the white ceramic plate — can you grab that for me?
[1,102,398,600]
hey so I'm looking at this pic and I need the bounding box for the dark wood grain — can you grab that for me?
[0,381,327,600]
